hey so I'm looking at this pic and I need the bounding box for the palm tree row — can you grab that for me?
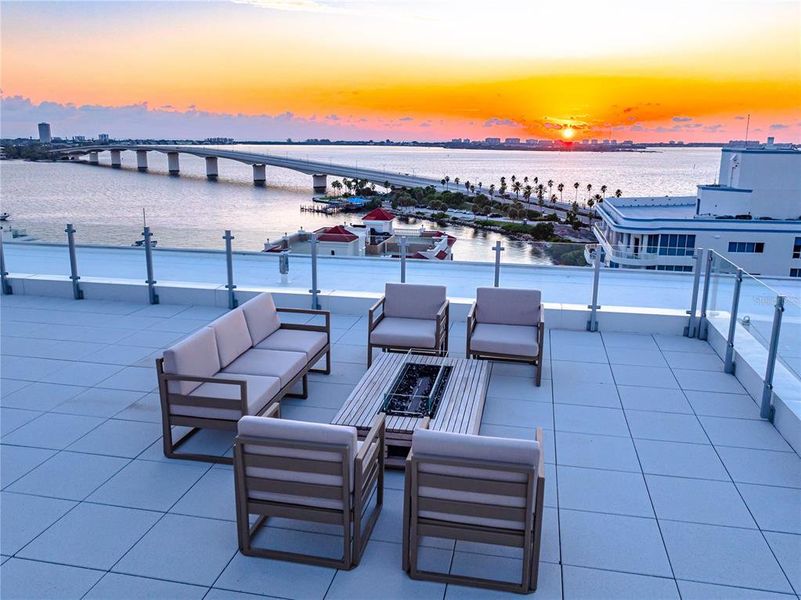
[440,173,621,204]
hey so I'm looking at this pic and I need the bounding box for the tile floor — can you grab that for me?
[1,295,800,599]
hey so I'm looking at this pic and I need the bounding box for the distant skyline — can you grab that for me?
[1,0,800,142]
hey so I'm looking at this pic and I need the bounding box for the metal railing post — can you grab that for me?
[142,226,159,305]
[279,249,290,284]
[685,249,703,337]
[223,230,238,309]
[399,236,407,283]
[65,224,84,300]
[0,230,11,295]
[586,251,601,332]
[309,232,320,309]
[493,240,505,287]
[723,268,743,374]
[698,249,713,340]
[760,295,784,421]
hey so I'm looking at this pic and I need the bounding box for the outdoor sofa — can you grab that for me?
[156,292,331,463]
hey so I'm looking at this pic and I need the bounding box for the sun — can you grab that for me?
[561,127,575,140]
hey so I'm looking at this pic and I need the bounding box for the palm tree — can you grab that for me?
[536,183,545,206]
[551,194,558,205]
[465,181,471,193]
[557,182,564,201]
[511,175,516,184]
[523,184,532,203]
[600,184,607,198]
[587,196,595,222]
[444,175,450,190]
[523,176,529,185]
[586,183,593,200]
[454,177,460,188]
[512,181,522,198]
[470,184,476,194]
[547,179,554,198]
[615,189,623,198]
[489,184,496,197]
[573,182,580,201]
[478,182,483,193]
[331,180,342,196]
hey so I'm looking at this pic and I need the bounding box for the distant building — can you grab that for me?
[525,139,539,145]
[314,225,361,256]
[204,137,234,144]
[485,137,501,145]
[504,137,521,144]
[73,135,86,143]
[98,133,110,144]
[38,122,52,144]
[451,138,463,143]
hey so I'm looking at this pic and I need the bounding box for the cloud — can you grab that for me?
[230,0,342,14]
[769,123,789,130]
[672,116,693,122]
[398,116,414,122]
[734,115,747,120]
[483,117,518,128]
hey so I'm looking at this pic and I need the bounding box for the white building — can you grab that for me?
[37,122,51,144]
[98,133,110,144]
[591,139,801,276]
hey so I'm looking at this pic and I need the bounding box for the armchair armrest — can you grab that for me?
[277,307,330,336]
[356,413,385,465]
[368,296,386,332]
[261,402,281,419]
[435,300,449,351]
[466,302,477,355]
[160,372,248,414]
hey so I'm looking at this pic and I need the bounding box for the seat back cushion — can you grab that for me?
[384,283,446,320]
[162,327,221,395]
[211,309,254,367]
[241,293,281,345]
[476,287,541,326]
[238,416,358,492]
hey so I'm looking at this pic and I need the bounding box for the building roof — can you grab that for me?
[362,208,395,221]
[314,225,358,242]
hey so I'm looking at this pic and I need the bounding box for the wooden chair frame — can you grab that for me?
[234,409,385,569]
[466,302,545,386]
[367,296,449,367]
[402,428,545,594]
[157,306,331,463]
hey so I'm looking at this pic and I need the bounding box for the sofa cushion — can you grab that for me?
[211,309,253,367]
[162,327,221,395]
[384,283,446,320]
[223,348,306,387]
[370,317,436,349]
[412,429,540,530]
[238,416,358,499]
[242,293,281,345]
[476,287,541,326]
[171,373,280,421]
[256,329,327,362]
[470,323,539,358]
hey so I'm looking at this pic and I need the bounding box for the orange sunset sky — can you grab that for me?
[1,0,800,142]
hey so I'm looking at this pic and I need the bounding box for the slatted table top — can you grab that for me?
[332,352,490,436]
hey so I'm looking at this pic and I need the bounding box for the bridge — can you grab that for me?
[50,144,449,192]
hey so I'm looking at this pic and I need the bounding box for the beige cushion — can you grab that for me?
[223,348,306,388]
[470,323,539,358]
[256,329,327,362]
[370,317,436,349]
[242,293,281,345]
[211,309,253,367]
[476,287,541,326]
[162,327,220,395]
[172,373,280,421]
[412,429,540,530]
[384,283,446,320]
[238,416,358,508]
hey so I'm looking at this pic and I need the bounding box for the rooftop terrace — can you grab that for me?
[2,294,800,599]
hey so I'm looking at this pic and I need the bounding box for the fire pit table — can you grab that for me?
[331,351,490,467]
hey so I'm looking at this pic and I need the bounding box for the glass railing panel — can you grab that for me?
[776,294,801,382]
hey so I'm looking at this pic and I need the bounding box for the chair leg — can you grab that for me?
[535,358,543,387]
[367,343,373,368]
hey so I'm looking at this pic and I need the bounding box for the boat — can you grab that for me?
[0,212,10,221]
[132,239,158,248]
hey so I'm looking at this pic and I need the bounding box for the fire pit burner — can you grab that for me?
[381,362,452,418]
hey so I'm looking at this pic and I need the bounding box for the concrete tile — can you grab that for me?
[663,350,725,371]
[328,540,448,600]
[17,503,161,570]
[551,344,609,363]
[328,343,367,365]
[2,412,105,450]
[737,483,801,534]
[558,466,654,517]
[654,335,715,354]
[8,451,129,500]
[559,509,672,577]
[88,459,208,511]
[684,390,761,419]
[556,431,641,472]
[307,361,365,385]
[170,467,236,521]
[114,514,238,587]
[296,381,354,410]
[562,565,680,599]
[0,444,55,487]
[605,346,668,367]
[552,381,621,408]
[54,388,145,418]
[611,364,679,389]
[68,418,162,458]
[636,439,729,481]
[449,550,531,588]
[626,410,709,443]
[278,403,338,424]
[764,532,801,594]
[0,407,41,436]
[490,360,543,379]
[717,446,801,488]
[487,375,551,401]
[85,573,207,600]
[113,391,161,423]
[216,550,335,598]
[80,344,161,367]
[1,382,87,411]
[700,416,793,452]
[119,329,186,348]
[646,474,756,528]
[673,369,746,394]
[677,580,798,599]
[617,385,693,414]
[660,520,793,593]
[444,561,562,599]
[0,355,66,381]
[551,360,613,384]
[0,378,31,397]
[554,404,629,437]
[206,589,280,600]
[39,362,125,387]
[482,397,553,428]
[0,492,76,555]
[601,332,658,350]
[97,366,158,392]
[0,558,103,600]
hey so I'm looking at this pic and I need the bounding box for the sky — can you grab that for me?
[1,0,800,142]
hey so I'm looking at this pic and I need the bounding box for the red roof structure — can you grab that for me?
[361,208,395,222]
[314,225,358,243]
